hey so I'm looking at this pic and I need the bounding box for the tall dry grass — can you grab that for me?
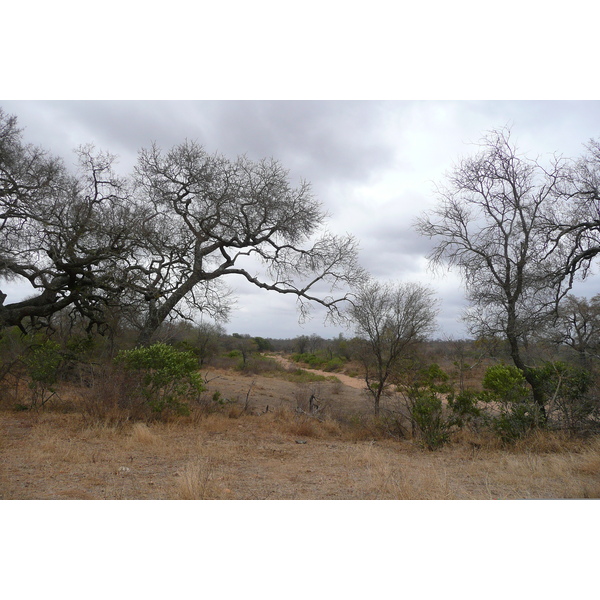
[267,406,343,439]
[176,457,228,500]
[345,444,454,499]
[2,393,599,499]
[337,429,600,499]
[129,422,164,447]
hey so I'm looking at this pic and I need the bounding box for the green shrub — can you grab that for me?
[410,389,450,450]
[23,339,62,408]
[481,364,540,443]
[490,402,543,443]
[115,343,204,418]
[400,363,454,450]
[0,327,31,383]
[482,364,529,403]
[282,368,336,384]
[324,357,345,372]
[0,330,64,408]
[291,351,347,372]
[535,361,597,432]
[446,389,482,427]
[291,352,321,368]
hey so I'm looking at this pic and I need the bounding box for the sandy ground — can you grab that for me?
[268,354,367,390]
[199,358,371,418]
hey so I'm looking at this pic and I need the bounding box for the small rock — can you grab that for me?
[295,440,307,444]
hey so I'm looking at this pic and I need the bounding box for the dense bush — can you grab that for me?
[22,339,63,409]
[536,362,599,433]
[481,364,530,403]
[114,343,205,418]
[0,331,68,409]
[480,364,542,443]
[409,389,450,450]
[398,363,455,449]
[291,351,347,372]
[446,389,482,427]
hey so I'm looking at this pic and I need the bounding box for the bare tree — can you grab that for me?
[294,335,310,354]
[551,294,600,368]
[349,280,438,416]
[1,110,364,346]
[415,127,569,419]
[193,322,226,366]
[0,109,142,333]
[445,337,486,393]
[548,138,600,292]
[131,141,364,345]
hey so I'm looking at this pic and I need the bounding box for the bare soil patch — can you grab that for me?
[269,354,367,390]
[199,360,369,418]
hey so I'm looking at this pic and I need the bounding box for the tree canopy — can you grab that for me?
[0,109,364,343]
[416,127,600,417]
[349,280,438,416]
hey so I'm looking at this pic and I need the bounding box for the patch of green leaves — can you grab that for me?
[481,364,540,443]
[23,339,62,408]
[410,389,450,450]
[115,343,205,418]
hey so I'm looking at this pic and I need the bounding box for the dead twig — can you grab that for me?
[243,379,256,413]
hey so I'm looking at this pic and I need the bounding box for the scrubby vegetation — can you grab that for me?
[290,351,348,373]
[1,319,599,499]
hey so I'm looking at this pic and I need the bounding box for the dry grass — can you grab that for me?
[2,405,599,500]
[270,408,344,439]
[575,437,600,474]
[129,423,165,447]
[343,444,445,499]
[176,457,223,500]
[2,363,600,500]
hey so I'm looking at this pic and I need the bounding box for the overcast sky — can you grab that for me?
[2,100,600,339]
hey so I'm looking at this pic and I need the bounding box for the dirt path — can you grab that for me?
[268,354,366,390]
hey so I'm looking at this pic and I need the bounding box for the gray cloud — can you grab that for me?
[204,101,395,183]
[4,101,397,183]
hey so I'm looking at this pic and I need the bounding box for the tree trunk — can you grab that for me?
[507,324,547,423]
[523,368,548,423]
[136,276,201,346]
